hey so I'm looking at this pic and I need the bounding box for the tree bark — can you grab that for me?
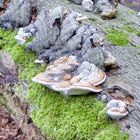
[1,0,140,140]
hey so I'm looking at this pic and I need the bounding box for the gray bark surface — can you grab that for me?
[1,0,140,140]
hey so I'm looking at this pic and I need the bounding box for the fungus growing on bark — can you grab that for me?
[106,99,129,120]
[82,0,93,12]
[32,56,106,96]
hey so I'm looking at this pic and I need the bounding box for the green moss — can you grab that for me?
[0,28,128,140]
[136,46,140,49]
[89,17,97,23]
[94,125,128,140]
[128,9,136,15]
[123,25,140,37]
[136,32,140,37]
[0,29,46,81]
[106,29,129,46]
[123,26,136,33]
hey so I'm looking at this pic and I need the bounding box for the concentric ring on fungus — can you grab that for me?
[32,56,106,96]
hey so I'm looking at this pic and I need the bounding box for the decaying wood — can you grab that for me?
[0,106,27,140]
[1,88,47,140]
[0,51,47,140]
[0,0,140,140]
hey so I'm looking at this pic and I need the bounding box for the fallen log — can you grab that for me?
[0,0,140,140]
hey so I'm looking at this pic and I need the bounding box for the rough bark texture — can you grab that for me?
[0,51,47,140]
[0,106,27,140]
[104,46,140,140]
[0,0,140,140]
[0,90,47,140]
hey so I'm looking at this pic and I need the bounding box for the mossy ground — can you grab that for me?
[106,29,129,46]
[0,28,128,140]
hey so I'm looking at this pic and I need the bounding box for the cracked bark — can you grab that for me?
[0,0,140,140]
[0,51,47,140]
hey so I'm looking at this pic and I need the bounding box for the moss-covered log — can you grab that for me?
[0,0,140,140]
[0,29,128,140]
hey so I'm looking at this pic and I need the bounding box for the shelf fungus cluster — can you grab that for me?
[71,0,119,19]
[0,0,119,29]
[0,0,139,137]
[0,0,118,95]
[13,6,117,95]
[33,56,106,96]
[16,6,117,67]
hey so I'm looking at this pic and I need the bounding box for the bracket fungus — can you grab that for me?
[0,3,118,96]
[0,1,117,96]
[1,0,140,139]
[106,99,129,120]
[32,56,106,96]
[71,0,119,19]
[93,0,118,19]
[12,6,117,96]
[20,6,117,69]
[0,0,119,30]
[15,28,34,45]
[82,0,94,12]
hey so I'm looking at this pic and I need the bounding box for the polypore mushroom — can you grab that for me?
[104,52,117,67]
[15,28,32,45]
[82,0,94,12]
[32,56,106,96]
[93,0,118,19]
[106,99,129,120]
[76,14,88,22]
[101,8,117,19]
